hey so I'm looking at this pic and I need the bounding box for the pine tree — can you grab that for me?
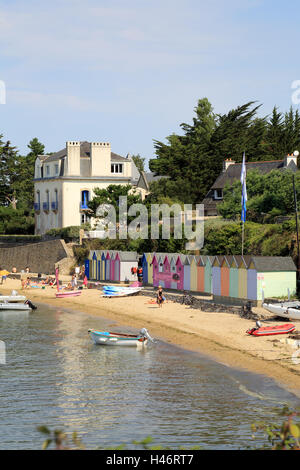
[0,136,20,206]
[15,137,45,209]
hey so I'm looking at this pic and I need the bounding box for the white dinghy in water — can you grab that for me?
[88,327,155,347]
[0,299,37,312]
[263,301,300,321]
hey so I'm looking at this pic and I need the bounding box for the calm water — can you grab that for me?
[0,303,299,450]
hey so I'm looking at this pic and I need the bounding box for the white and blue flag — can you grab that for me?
[240,152,247,222]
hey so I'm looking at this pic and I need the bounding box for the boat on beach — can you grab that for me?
[54,267,82,298]
[55,290,82,298]
[263,301,300,321]
[88,327,155,347]
[101,285,143,297]
[247,321,296,336]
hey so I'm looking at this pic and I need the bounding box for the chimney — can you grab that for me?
[223,158,236,172]
[90,142,111,176]
[284,151,298,168]
[66,141,81,176]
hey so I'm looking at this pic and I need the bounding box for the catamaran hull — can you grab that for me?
[263,302,300,321]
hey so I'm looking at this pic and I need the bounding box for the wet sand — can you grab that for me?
[2,278,300,396]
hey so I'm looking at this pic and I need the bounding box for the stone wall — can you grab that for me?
[0,239,71,274]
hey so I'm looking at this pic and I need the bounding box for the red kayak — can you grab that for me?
[247,323,295,337]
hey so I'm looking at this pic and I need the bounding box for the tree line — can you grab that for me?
[1,97,300,236]
[0,136,45,233]
[149,98,300,204]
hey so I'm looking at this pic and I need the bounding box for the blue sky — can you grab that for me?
[0,0,299,167]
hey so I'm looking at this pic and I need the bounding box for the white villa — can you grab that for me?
[33,141,141,234]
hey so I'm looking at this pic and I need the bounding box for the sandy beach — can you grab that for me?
[1,277,300,396]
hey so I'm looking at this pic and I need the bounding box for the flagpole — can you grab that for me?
[242,220,245,256]
[240,151,247,256]
[293,174,300,289]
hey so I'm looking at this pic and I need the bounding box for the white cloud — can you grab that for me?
[0,0,237,71]
[8,89,96,111]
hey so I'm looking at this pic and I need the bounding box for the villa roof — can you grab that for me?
[135,171,169,191]
[40,141,127,163]
[211,159,298,190]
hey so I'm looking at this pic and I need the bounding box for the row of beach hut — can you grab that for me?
[87,250,139,283]
[86,251,296,301]
[141,253,296,301]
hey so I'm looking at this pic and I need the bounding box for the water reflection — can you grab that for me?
[0,303,299,450]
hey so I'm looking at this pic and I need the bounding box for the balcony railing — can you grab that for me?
[51,201,58,211]
[34,203,40,211]
[43,202,49,211]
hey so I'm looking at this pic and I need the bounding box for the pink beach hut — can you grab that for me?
[163,255,171,289]
[174,254,184,291]
[152,253,159,287]
[152,252,170,288]
[113,252,120,281]
[109,251,116,281]
[105,251,111,281]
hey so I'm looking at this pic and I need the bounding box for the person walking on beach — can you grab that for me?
[156,285,165,308]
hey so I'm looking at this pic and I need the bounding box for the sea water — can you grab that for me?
[0,303,299,450]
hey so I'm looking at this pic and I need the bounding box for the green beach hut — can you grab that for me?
[250,256,297,301]
[202,255,213,294]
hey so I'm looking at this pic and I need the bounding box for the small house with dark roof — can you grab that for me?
[202,153,299,216]
[133,171,169,200]
[33,141,140,234]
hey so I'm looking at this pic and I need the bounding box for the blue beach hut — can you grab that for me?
[183,255,191,291]
[212,256,222,296]
[141,253,149,284]
[84,258,90,280]
[92,251,97,280]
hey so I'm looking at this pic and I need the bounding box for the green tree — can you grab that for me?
[210,101,265,164]
[16,137,45,210]
[149,98,216,203]
[218,169,300,223]
[131,154,146,173]
[149,100,270,204]
[88,184,143,224]
[0,136,20,206]
[27,137,45,162]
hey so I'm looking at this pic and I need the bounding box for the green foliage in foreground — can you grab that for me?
[37,406,300,450]
[251,406,300,450]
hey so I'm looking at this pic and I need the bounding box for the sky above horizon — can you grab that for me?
[0,0,299,168]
